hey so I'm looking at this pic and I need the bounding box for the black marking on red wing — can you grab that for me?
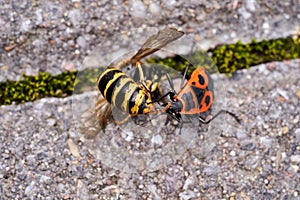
[181,92,195,112]
[204,95,211,106]
[190,86,205,106]
[198,74,205,86]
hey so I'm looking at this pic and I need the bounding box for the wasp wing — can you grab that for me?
[89,96,130,136]
[130,27,184,64]
[111,106,131,125]
[94,97,113,129]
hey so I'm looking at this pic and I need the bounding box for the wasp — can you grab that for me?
[97,62,161,115]
[95,27,184,129]
[162,64,241,125]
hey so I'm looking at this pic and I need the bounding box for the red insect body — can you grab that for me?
[164,65,240,125]
[174,66,214,114]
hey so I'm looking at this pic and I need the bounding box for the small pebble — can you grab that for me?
[129,0,147,19]
[296,90,300,99]
[151,134,163,145]
[290,164,299,172]
[138,184,144,189]
[281,126,289,135]
[290,155,300,163]
[230,150,236,156]
[149,2,161,15]
[67,138,80,157]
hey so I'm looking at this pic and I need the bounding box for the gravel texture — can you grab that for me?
[1,0,300,199]
[1,0,300,82]
[1,59,299,199]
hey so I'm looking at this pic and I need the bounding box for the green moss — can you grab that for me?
[0,35,299,105]
[0,71,77,105]
[148,35,300,74]
[210,35,300,73]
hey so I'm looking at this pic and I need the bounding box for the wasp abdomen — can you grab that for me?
[98,67,152,115]
[98,68,125,103]
[128,88,150,114]
[113,77,140,113]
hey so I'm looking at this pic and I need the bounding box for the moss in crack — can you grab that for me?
[148,35,300,74]
[210,35,299,73]
[0,71,77,105]
[0,35,299,105]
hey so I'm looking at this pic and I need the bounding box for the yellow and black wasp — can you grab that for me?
[95,27,184,130]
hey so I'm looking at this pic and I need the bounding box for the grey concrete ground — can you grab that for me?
[1,0,299,81]
[1,0,300,199]
[1,59,299,199]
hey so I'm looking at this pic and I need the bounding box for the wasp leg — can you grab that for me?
[144,74,176,105]
[136,61,145,81]
[135,62,164,102]
[198,110,241,124]
[148,102,171,115]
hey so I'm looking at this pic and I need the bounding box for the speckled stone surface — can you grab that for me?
[1,59,299,199]
[1,0,300,199]
[1,0,299,81]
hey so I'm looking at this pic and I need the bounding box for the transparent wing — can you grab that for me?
[130,27,184,63]
[72,27,236,175]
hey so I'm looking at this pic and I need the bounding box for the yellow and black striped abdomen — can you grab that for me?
[97,67,151,115]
